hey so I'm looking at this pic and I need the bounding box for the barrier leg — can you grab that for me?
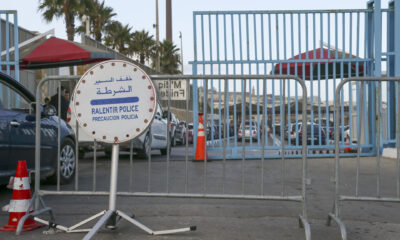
[82,210,114,240]
[117,210,196,235]
[298,215,312,240]
[327,213,347,240]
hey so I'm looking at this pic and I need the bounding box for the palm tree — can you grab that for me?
[76,0,116,42]
[104,21,132,55]
[38,0,90,41]
[130,30,155,65]
[152,40,181,74]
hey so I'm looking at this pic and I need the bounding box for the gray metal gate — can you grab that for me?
[190,2,398,159]
[16,74,311,240]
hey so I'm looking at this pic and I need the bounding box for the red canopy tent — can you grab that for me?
[273,47,365,80]
[19,37,115,69]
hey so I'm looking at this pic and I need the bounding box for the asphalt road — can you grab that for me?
[1,144,400,240]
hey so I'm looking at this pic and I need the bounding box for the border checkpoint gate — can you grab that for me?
[6,0,400,239]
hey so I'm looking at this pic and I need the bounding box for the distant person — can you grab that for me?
[64,90,70,101]
[49,86,69,121]
[44,97,50,105]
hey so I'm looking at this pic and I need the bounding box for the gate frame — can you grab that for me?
[18,74,311,240]
[327,76,400,240]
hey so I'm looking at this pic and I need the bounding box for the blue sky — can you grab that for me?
[0,0,392,74]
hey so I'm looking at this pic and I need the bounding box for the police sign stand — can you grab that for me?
[70,60,196,239]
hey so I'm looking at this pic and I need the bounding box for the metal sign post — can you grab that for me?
[70,60,195,239]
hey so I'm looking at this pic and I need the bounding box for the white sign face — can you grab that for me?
[155,80,187,100]
[72,60,157,143]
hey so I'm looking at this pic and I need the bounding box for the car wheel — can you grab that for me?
[160,140,171,155]
[138,134,150,159]
[171,136,176,147]
[49,138,76,184]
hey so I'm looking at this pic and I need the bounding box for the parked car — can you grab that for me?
[187,123,194,144]
[163,111,181,146]
[178,121,187,144]
[0,72,76,185]
[101,102,170,159]
[238,120,260,142]
[67,107,105,158]
[298,124,327,145]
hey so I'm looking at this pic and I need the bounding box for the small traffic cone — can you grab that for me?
[0,160,42,232]
[344,135,351,153]
[195,113,208,161]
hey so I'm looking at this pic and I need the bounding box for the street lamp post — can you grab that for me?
[179,31,183,73]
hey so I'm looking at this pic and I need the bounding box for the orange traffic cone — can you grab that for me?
[0,161,42,232]
[195,113,208,161]
[344,135,351,153]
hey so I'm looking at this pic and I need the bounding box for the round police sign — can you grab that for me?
[72,60,157,143]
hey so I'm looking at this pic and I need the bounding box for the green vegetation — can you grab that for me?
[38,0,181,74]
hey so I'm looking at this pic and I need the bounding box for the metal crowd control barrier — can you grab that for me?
[19,74,310,240]
[327,77,400,240]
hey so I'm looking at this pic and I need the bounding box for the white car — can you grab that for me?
[68,102,169,158]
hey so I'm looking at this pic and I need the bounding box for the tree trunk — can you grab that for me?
[140,54,145,65]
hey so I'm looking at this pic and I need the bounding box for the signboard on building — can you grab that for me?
[154,79,187,100]
[71,60,157,143]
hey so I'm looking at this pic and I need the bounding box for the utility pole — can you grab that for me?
[179,31,183,73]
[166,0,172,42]
[155,0,160,72]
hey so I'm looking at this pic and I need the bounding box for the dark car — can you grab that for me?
[0,72,76,185]
[298,124,327,145]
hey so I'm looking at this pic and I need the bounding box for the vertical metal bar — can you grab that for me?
[129,140,133,191]
[192,13,199,156]
[340,13,345,144]
[355,12,361,197]
[397,79,400,198]
[208,14,215,145]
[349,13,353,147]
[232,14,238,148]
[276,13,285,196]
[374,0,382,197]
[377,81,382,197]
[334,82,341,217]
[109,144,119,211]
[57,81,61,191]
[5,14,10,75]
[395,0,400,198]
[246,14,252,147]
[301,78,308,220]
[34,81,42,210]
[216,14,222,148]
[223,77,228,194]
[356,82,364,197]
[204,79,208,194]
[296,13,301,146]
[268,14,275,145]
[241,79,246,195]
[13,12,19,82]
[239,14,246,194]
[185,78,189,194]
[147,126,152,192]
[261,77,266,195]
[75,81,79,191]
[254,14,261,145]
[167,79,171,193]
[92,139,97,192]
